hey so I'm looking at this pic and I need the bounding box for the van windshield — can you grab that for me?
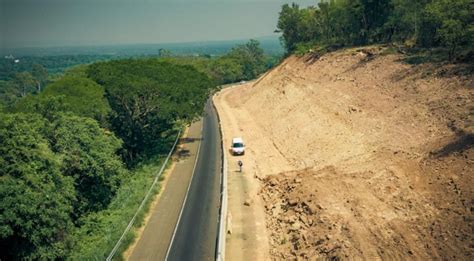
[233,142,244,148]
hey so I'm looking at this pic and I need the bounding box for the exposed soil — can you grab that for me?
[214,46,473,260]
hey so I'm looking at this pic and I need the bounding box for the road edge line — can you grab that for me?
[165,119,204,260]
[106,129,182,261]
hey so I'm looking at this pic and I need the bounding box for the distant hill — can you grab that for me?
[1,36,284,57]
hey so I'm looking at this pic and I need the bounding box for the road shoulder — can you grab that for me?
[127,120,203,260]
[213,87,271,261]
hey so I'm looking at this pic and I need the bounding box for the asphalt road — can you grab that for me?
[166,100,222,261]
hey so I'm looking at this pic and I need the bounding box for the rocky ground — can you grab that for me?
[215,46,473,260]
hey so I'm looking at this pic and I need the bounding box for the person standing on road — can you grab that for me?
[238,160,243,173]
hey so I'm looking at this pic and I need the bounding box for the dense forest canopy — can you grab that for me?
[0,40,272,112]
[0,61,213,259]
[0,40,269,259]
[0,55,116,81]
[277,0,473,60]
[88,59,215,163]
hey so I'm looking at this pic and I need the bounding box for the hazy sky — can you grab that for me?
[1,0,317,48]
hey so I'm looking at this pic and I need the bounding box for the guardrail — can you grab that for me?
[106,130,182,261]
[213,97,228,261]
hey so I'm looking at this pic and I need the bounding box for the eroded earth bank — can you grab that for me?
[214,46,473,260]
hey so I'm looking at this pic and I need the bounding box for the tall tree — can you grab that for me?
[14,72,35,97]
[31,64,48,92]
[277,3,304,52]
[427,0,474,60]
[226,40,267,79]
[88,60,215,163]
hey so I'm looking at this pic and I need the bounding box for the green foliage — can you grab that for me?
[0,113,75,260]
[426,0,474,60]
[41,76,111,124]
[50,114,126,217]
[158,48,172,57]
[157,40,270,84]
[11,75,111,126]
[0,80,22,109]
[0,109,169,260]
[13,95,69,122]
[32,64,48,92]
[0,55,115,81]
[204,39,268,83]
[277,3,306,52]
[64,64,93,78]
[0,39,274,259]
[88,59,214,163]
[226,39,267,80]
[14,71,36,97]
[294,41,323,56]
[69,156,167,260]
[209,57,244,83]
[276,0,474,61]
[0,110,128,259]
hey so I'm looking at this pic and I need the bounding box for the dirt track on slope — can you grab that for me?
[214,46,473,260]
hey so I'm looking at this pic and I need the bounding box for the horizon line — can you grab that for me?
[1,34,281,51]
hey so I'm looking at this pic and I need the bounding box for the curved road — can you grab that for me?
[130,100,221,261]
[167,100,222,260]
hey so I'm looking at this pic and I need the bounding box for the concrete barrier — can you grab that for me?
[213,96,228,261]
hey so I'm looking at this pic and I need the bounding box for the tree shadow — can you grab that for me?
[392,48,474,82]
[303,52,323,65]
[179,137,202,144]
[178,148,191,159]
[342,47,383,73]
[430,132,474,158]
[390,61,474,84]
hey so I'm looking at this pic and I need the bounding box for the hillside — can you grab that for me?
[214,46,473,260]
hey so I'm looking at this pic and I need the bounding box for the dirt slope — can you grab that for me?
[214,46,473,260]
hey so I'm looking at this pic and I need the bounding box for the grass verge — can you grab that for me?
[68,148,175,260]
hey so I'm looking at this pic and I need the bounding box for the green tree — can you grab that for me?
[41,76,111,124]
[0,113,75,260]
[32,64,48,92]
[209,57,243,83]
[88,60,215,163]
[277,3,305,52]
[386,0,429,43]
[226,39,267,80]
[427,0,474,60]
[50,114,126,217]
[8,94,125,216]
[158,48,172,57]
[0,80,22,109]
[14,72,35,97]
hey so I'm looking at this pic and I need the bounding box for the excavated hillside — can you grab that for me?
[214,46,473,260]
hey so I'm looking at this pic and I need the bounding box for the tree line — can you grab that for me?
[277,0,473,60]
[0,40,271,111]
[0,40,268,259]
[0,54,116,81]
[159,39,272,84]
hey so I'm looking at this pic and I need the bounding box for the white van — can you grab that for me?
[231,137,245,156]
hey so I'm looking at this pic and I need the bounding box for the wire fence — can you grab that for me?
[106,130,182,261]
